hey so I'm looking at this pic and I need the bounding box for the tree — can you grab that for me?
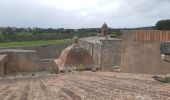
[156,19,170,30]
[1,27,16,40]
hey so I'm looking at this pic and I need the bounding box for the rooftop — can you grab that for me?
[80,36,122,44]
[80,36,101,44]
[102,23,108,28]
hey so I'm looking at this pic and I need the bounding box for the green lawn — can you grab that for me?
[0,39,71,47]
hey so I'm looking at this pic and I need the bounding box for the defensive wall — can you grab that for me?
[121,30,170,74]
[2,30,170,75]
[79,37,122,71]
[0,43,70,75]
[0,43,71,59]
[0,50,40,74]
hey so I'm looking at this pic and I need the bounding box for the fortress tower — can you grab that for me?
[101,23,108,37]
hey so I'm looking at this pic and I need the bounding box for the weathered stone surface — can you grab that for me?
[56,44,93,71]
[121,30,170,74]
[100,39,121,71]
[79,37,122,71]
[0,43,70,74]
[0,43,71,59]
[0,54,8,77]
[40,59,59,74]
[0,49,40,74]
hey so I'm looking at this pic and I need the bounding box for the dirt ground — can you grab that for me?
[0,72,170,100]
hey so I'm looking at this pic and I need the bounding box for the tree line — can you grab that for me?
[155,19,170,30]
[0,27,99,42]
[0,27,123,42]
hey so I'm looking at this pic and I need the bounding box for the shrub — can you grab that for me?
[76,64,85,71]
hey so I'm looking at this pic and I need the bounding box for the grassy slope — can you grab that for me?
[0,39,71,47]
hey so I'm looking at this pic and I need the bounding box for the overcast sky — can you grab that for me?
[0,0,170,28]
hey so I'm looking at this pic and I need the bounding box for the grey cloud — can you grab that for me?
[0,0,170,28]
[104,0,170,28]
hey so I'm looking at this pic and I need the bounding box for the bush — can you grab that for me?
[156,19,170,30]
[76,64,85,71]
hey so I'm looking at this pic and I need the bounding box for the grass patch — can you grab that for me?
[0,39,71,47]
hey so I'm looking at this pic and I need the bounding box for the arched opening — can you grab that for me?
[104,30,107,35]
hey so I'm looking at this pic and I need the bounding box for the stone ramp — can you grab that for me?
[0,72,170,100]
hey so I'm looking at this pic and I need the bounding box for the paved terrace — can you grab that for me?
[0,72,170,100]
[80,36,121,44]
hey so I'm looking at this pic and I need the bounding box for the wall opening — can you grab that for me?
[4,62,7,75]
[104,30,107,35]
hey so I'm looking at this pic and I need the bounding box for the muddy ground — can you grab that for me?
[0,72,170,100]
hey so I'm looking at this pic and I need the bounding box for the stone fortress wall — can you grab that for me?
[0,43,71,59]
[0,50,40,74]
[0,23,122,75]
[79,39,101,69]
[80,30,170,74]
[0,43,70,75]
[79,37,122,71]
[121,30,170,74]
[1,30,170,76]
[100,39,121,71]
